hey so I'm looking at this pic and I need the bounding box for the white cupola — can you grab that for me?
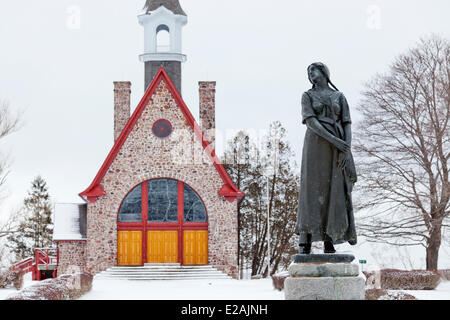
[138,0,187,93]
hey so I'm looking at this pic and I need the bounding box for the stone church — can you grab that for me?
[53,0,244,279]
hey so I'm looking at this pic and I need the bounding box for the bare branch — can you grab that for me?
[354,35,450,270]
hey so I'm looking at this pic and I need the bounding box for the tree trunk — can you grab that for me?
[426,224,442,271]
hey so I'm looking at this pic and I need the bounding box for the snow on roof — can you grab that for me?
[53,203,87,241]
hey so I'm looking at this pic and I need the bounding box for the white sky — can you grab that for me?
[0,0,449,221]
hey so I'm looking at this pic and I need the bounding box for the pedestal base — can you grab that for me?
[285,276,365,300]
[285,254,365,300]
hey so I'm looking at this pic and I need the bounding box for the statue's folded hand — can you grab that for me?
[338,151,350,170]
[333,138,350,153]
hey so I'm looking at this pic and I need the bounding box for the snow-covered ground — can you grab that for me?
[399,281,450,300]
[2,273,450,300]
[80,278,285,300]
[79,278,450,300]
[0,272,35,300]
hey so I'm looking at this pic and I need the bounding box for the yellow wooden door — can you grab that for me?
[117,231,142,266]
[183,231,208,265]
[147,231,178,263]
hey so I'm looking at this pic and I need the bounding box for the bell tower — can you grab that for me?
[138,0,187,94]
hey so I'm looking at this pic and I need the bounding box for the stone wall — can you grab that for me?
[199,81,216,146]
[86,79,238,278]
[114,82,131,142]
[57,241,87,276]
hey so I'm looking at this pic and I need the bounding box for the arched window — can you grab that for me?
[148,179,178,222]
[184,184,207,222]
[156,24,170,52]
[118,184,142,222]
[117,179,208,224]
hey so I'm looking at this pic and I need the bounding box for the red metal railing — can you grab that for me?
[35,248,58,270]
[12,257,34,273]
[12,247,59,281]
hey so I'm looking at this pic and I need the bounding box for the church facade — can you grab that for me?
[53,1,244,279]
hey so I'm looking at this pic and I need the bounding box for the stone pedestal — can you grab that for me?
[284,254,365,300]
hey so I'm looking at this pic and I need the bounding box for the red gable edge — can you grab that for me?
[79,67,245,204]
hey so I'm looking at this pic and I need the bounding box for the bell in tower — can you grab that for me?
[138,0,187,94]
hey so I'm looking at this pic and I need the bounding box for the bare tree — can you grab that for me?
[0,99,21,201]
[0,207,23,238]
[223,122,300,278]
[0,99,22,263]
[354,35,450,270]
[222,131,251,279]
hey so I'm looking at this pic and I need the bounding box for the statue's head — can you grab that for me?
[307,62,339,91]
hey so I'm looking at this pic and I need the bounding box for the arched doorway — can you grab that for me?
[117,178,208,266]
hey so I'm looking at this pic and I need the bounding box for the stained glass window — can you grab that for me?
[118,184,142,222]
[184,184,207,222]
[148,179,178,222]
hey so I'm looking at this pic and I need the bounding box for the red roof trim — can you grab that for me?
[80,67,244,203]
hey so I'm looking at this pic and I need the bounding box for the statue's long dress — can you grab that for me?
[296,89,358,245]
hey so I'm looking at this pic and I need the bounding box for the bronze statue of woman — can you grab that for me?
[296,62,358,254]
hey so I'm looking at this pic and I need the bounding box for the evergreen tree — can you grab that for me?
[7,176,53,260]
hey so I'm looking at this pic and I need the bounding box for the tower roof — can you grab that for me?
[144,0,186,16]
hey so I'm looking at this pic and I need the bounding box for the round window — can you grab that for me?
[152,119,173,138]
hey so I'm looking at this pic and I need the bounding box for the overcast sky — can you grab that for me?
[0,0,449,220]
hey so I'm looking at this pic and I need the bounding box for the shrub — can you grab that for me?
[379,291,417,300]
[5,273,93,300]
[0,269,24,290]
[438,269,450,281]
[365,289,416,300]
[271,271,289,291]
[58,273,93,299]
[0,269,7,289]
[364,269,441,290]
[10,270,24,290]
[365,288,387,300]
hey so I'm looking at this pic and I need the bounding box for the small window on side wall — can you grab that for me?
[118,184,142,222]
[184,184,207,223]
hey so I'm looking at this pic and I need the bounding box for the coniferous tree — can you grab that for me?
[7,176,53,260]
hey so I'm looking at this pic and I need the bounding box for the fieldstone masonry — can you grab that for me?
[114,82,131,142]
[84,79,239,278]
[199,81,216,147]
[57,242,87,276]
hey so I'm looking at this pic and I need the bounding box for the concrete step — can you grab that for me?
[96,274,231,278]
[95,265,231,281]
[107,266,215,271]
[105,268,218,273]
[99,271,228,275]
[95,277,231,281]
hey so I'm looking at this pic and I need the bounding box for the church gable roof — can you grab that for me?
[80,67,244,204]
[144,0,187,16]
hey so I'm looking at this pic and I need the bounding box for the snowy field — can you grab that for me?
[80,278,285,300]
[79,278,450,300]
[1,275,450,300]
[0,273,34,300]
[399,281,450,300]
